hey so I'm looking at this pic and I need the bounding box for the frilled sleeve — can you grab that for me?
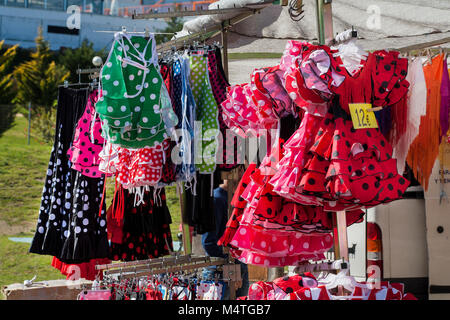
[371,50,410,107]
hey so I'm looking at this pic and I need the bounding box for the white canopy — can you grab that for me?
[175,0,450,52]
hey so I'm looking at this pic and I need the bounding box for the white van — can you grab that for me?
[347,148,450,300]
[346,185,428,300]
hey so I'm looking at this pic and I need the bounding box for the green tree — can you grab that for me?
[58,39,106,84]
[0,40,18,137]
[155,17,185,45]
[14,26,70,142]
[0,40,18,104]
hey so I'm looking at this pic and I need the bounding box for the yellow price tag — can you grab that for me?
[348,103,379,129]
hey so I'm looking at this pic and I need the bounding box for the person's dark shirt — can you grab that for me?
[201,186,228,258]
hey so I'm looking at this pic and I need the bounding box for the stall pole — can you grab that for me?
[317,0,349,296]
[315,0,325,44]
[27,102,31,145]
[315,0,334,45]
[221,21,229,81]
[333,211,349,262]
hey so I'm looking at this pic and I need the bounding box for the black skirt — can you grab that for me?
[183,171,222,234]
[29,87,109,263]
[109,187,174,261]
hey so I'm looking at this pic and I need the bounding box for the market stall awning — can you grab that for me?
[171,0,450,52]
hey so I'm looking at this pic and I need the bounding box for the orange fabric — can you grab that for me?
[406,54,444,190]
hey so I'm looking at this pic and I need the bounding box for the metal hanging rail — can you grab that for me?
[76,68,100,74]
[96,254,194,271]
[105,260,228,279]
[293,258,348,274]
[131,2,273,19]
[131,6,254,19]
[96,254,230,280]
[393,36,450,53]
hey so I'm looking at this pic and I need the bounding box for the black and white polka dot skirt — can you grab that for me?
[29,87,109,263]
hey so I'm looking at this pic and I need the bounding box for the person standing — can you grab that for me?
[201,179,249,299]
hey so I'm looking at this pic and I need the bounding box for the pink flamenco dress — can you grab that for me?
[218,43,350,267]
[225,139,335,267]
[270,44,411,213]
[67,91,111,178]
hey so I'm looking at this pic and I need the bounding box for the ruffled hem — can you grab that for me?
[100,125,170,150]
[217,207,244,248]
[250,203,333,233]
[220,70,281,138]
[230,164,257,209]
[231,249,326,267]
[29,227,63,257]
[250,69,278,121]
[99,140,174,188]
[59,232,100,264]
[71,163,109,178]
[270,179,323,206]
[229,224,333,258]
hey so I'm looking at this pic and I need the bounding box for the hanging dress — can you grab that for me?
[67,90,109,178]
[158,60,177,185]
[109,185,174,261]
[270,48,411,211]
[29,87,89,257]
[407,54,445,190]
[189,52,220,174]
[182,170,221,235]
[174,55,197,184]
[207,48,239,171]
[95,31,178,149]
[392,57,427,175]
[226,140,335,267]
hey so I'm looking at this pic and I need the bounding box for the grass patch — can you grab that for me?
[0,234,65,299]
[228,52,283,60]
[165,185,182,238]
[0,115,52,228]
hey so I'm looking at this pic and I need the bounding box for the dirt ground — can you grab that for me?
[0,220,34,236]
[227,58,281,85]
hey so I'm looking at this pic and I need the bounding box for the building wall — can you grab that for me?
[424,142,450,300]
[0,6,167,50]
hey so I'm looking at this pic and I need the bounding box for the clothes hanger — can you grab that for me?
[320,264,371,300]
[331,28,368,75]
[424,48,432,65]
[60,80,92,88]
